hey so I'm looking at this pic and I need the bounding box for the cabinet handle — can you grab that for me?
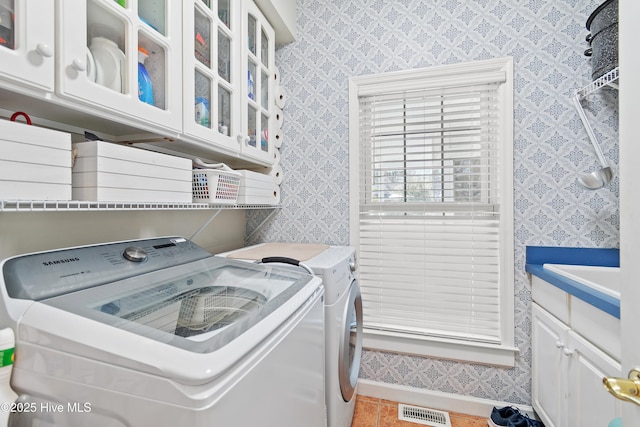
[555,340,564,348]
[71,58,86,72]
[236,134,250,145]
[36,43,53,58]
[603,369,640,407]
[562,348,573,356]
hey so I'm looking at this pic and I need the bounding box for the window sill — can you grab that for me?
[363,329,519,368]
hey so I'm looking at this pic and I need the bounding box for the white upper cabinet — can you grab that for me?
[57,0,182,134]
[182,0,277,165]
[0,0,55,93]
[182,0,240,155]
[253,0,296,45]
[240,0,275,164]
[0,0,277,167]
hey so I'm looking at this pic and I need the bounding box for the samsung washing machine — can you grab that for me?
[0,237,326,427]
[223,243,363,427]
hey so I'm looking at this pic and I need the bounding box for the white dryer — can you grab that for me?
[223,244,363,427]
[0,237,326,427]
[302,246,363,427]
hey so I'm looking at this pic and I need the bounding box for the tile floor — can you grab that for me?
[351,395,487,427]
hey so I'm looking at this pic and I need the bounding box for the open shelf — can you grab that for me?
[577,67,619,100]
[0,200,280,212]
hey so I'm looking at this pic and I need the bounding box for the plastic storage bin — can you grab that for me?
[72,141,192,202]
[236,170,279,205]
[0,119,72,201]
[192,169,241,204]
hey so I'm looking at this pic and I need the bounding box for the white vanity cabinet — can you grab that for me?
[57,0,182,135]
[0,0,55,93]
[239,0,275,165]
[532,280,622,427]
[532,304,569,427]
[565,330,621,427]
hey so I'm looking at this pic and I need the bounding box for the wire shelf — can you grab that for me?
[0,200,281,212]
[577,67,619,100]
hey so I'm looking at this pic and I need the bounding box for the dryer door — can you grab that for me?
[339,279,363,402]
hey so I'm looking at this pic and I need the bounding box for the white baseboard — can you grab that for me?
[356,379,535,419]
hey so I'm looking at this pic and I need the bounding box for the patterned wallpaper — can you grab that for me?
[247,0,618,405]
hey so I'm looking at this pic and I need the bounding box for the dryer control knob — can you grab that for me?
[123,246,148,263]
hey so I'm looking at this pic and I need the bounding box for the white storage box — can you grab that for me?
[192,169,241,204]
[237,170,279,205]
[72,141,192,203]
[0,119,72,200]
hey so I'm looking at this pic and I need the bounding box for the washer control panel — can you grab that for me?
[2,237,212,301]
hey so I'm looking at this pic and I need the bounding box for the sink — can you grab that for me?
[543,263,620,299]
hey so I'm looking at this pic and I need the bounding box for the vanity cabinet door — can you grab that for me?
[566,331,622,427]
[532,303,569,427]
[0,0,55,93]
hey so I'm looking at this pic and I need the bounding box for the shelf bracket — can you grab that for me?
[189,209,222,241]
[244,208,279,244]
[576,67,619,100]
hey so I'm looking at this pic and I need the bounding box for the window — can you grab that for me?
[348,58,516,366]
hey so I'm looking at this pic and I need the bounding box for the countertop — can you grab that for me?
[525,246,620,318]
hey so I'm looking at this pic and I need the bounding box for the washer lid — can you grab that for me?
[39,256,314,354]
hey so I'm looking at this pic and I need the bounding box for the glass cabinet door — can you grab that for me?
[58,0,182,133]
[183,0,239,154]
[241,0,274,164]
[0,0,14,50]
[0,0,55,92]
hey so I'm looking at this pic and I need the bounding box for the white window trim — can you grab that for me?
[348,57,516,367]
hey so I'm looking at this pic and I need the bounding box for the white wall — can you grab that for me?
[251,0,617,406]
[0,209,246,259]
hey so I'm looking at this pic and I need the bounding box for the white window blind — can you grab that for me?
[349,59,514,358]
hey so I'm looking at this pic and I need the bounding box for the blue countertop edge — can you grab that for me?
[525,246,620,319]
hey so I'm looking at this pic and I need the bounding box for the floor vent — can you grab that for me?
[398,404,452,427]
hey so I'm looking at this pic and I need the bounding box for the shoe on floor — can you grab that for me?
[507,414,545,427]
[488,406,521,427]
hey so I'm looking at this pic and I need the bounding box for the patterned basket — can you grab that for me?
[192,169,241,204]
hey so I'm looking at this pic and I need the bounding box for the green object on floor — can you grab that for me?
[608,418,622,427]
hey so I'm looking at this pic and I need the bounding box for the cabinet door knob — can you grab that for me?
[236,134,250,145]
[555,340,564,348]
[563,348,573,356]
[71,58,86,72]
[603,369,640,407]
[36,43,53,58]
